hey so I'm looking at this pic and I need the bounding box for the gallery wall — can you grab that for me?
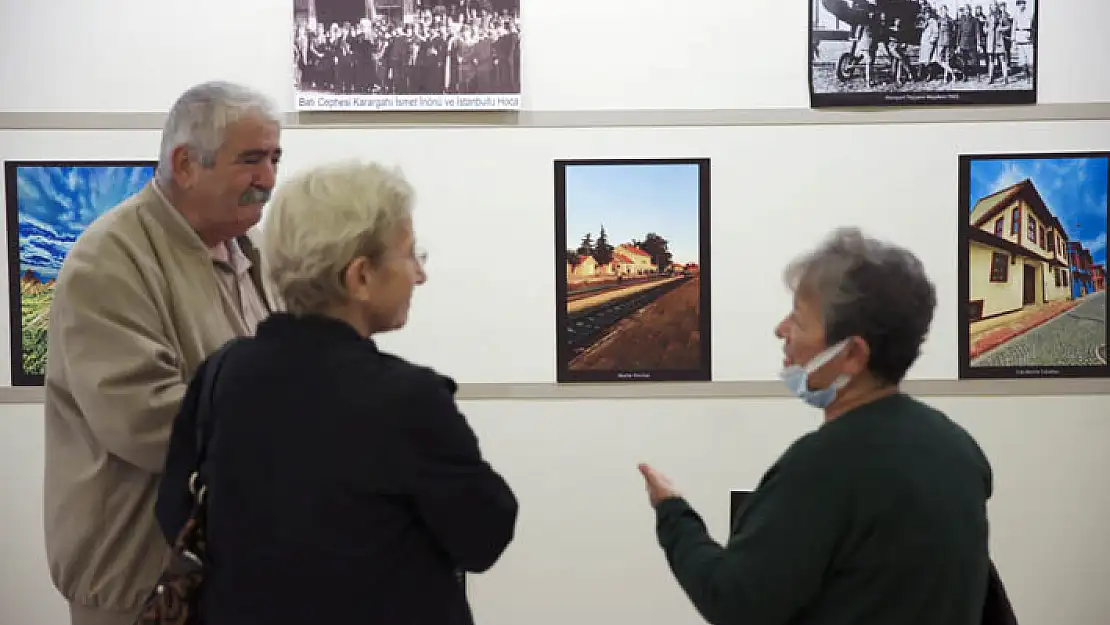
[2,1,1110,625]
[2,121,1109,387]
[2,0,1108,113]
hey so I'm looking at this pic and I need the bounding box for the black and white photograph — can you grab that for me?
[809,0,1037,107]
[293,0,521,111]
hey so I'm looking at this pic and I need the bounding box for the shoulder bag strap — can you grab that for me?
[187,337,243,506]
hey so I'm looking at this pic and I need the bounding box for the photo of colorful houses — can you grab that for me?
[959,152,1108,379]
[554,158,712,383]
[4,160,156,386]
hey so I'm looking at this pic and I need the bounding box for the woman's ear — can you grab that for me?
[341,256,375,302]
[845,336,872,375]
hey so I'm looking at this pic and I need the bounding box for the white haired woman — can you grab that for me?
[154,160,519,625]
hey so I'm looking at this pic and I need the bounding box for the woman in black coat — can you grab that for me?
[154,160,519,625]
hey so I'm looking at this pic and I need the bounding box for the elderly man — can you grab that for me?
[42,80,283,625]
[639,228,997,625]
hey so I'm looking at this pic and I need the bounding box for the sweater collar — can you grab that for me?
[256,312,372,347]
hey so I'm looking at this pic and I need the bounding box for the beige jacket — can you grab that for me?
[42,182,280,613]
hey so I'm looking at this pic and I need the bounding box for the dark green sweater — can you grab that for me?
[655,392,992,625]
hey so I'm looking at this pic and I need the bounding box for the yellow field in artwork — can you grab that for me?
[19,280,53,377]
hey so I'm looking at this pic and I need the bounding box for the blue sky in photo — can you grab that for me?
[563,162,703,266]
[15,163,154,280]
[968,155,1108,266]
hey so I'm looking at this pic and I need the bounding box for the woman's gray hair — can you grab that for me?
[155,81,281,184]
[260,160,415,316]
[784,227,937,384]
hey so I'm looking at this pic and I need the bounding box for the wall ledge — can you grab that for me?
[1,103,1109,131]
[1,377,1108,404]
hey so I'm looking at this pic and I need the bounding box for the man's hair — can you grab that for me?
[155,81,281,184]
[783,227,937,385]
[261,160,416,316]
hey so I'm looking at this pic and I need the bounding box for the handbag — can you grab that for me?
[134,339,240,625]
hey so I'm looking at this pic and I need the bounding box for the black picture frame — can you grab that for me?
[554,158,712,383]
[5,159,158,386]
[293,0,522,112]
[958,151,1110,380]
[807,0,1038,108]
[730,489,753,529]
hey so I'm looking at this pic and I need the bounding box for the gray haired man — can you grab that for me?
[42,80,283,625]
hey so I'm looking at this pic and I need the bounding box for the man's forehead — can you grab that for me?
[225,115,280,137]
[222,117,281,152]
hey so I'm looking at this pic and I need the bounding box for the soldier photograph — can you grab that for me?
[293,0,521,110]
[809,0,1037,107]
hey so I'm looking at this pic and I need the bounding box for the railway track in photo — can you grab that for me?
[566,276,660,302]
[564,276,691,356]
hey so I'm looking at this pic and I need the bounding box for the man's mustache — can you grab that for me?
[239,186,272,205]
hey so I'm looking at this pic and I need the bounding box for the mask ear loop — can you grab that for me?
[804,338,851,374]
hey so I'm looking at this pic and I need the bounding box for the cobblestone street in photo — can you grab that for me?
[972,291,1107,367]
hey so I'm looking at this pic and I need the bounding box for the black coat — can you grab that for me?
[155,312,519,625]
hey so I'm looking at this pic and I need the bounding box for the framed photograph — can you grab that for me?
[5,160,156,386]
[293,0,521,112]
[554,158,712,384]
[959,152,1109,380]
[809,0,1037,107]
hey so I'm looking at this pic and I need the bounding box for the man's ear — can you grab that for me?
[170,146,198,189]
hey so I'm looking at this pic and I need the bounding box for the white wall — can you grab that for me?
[1,0,1108,112]
[3,120,1108,386]
[2,0,1110,624]
[4,395,1110,625]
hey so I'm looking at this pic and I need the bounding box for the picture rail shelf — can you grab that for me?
[1,103,1110,131]
[0,378,1108,404]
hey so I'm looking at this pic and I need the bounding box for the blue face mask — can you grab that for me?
[779,339,852,409]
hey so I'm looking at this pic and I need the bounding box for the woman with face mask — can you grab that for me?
[639,227,1013,625]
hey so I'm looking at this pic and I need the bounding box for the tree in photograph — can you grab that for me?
[632,233,673,270]
[576,232,594,258]
[593,225,615,266]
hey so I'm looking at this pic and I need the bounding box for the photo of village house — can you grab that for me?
[959,153,1108,379]
[554,158,712,383]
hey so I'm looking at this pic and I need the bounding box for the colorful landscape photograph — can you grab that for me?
[554,158,712,383]
[4,160,156,385]
[959,152,1108,379]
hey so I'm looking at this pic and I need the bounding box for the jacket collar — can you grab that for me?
[142,181,211,257]
[143,180,275,312]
